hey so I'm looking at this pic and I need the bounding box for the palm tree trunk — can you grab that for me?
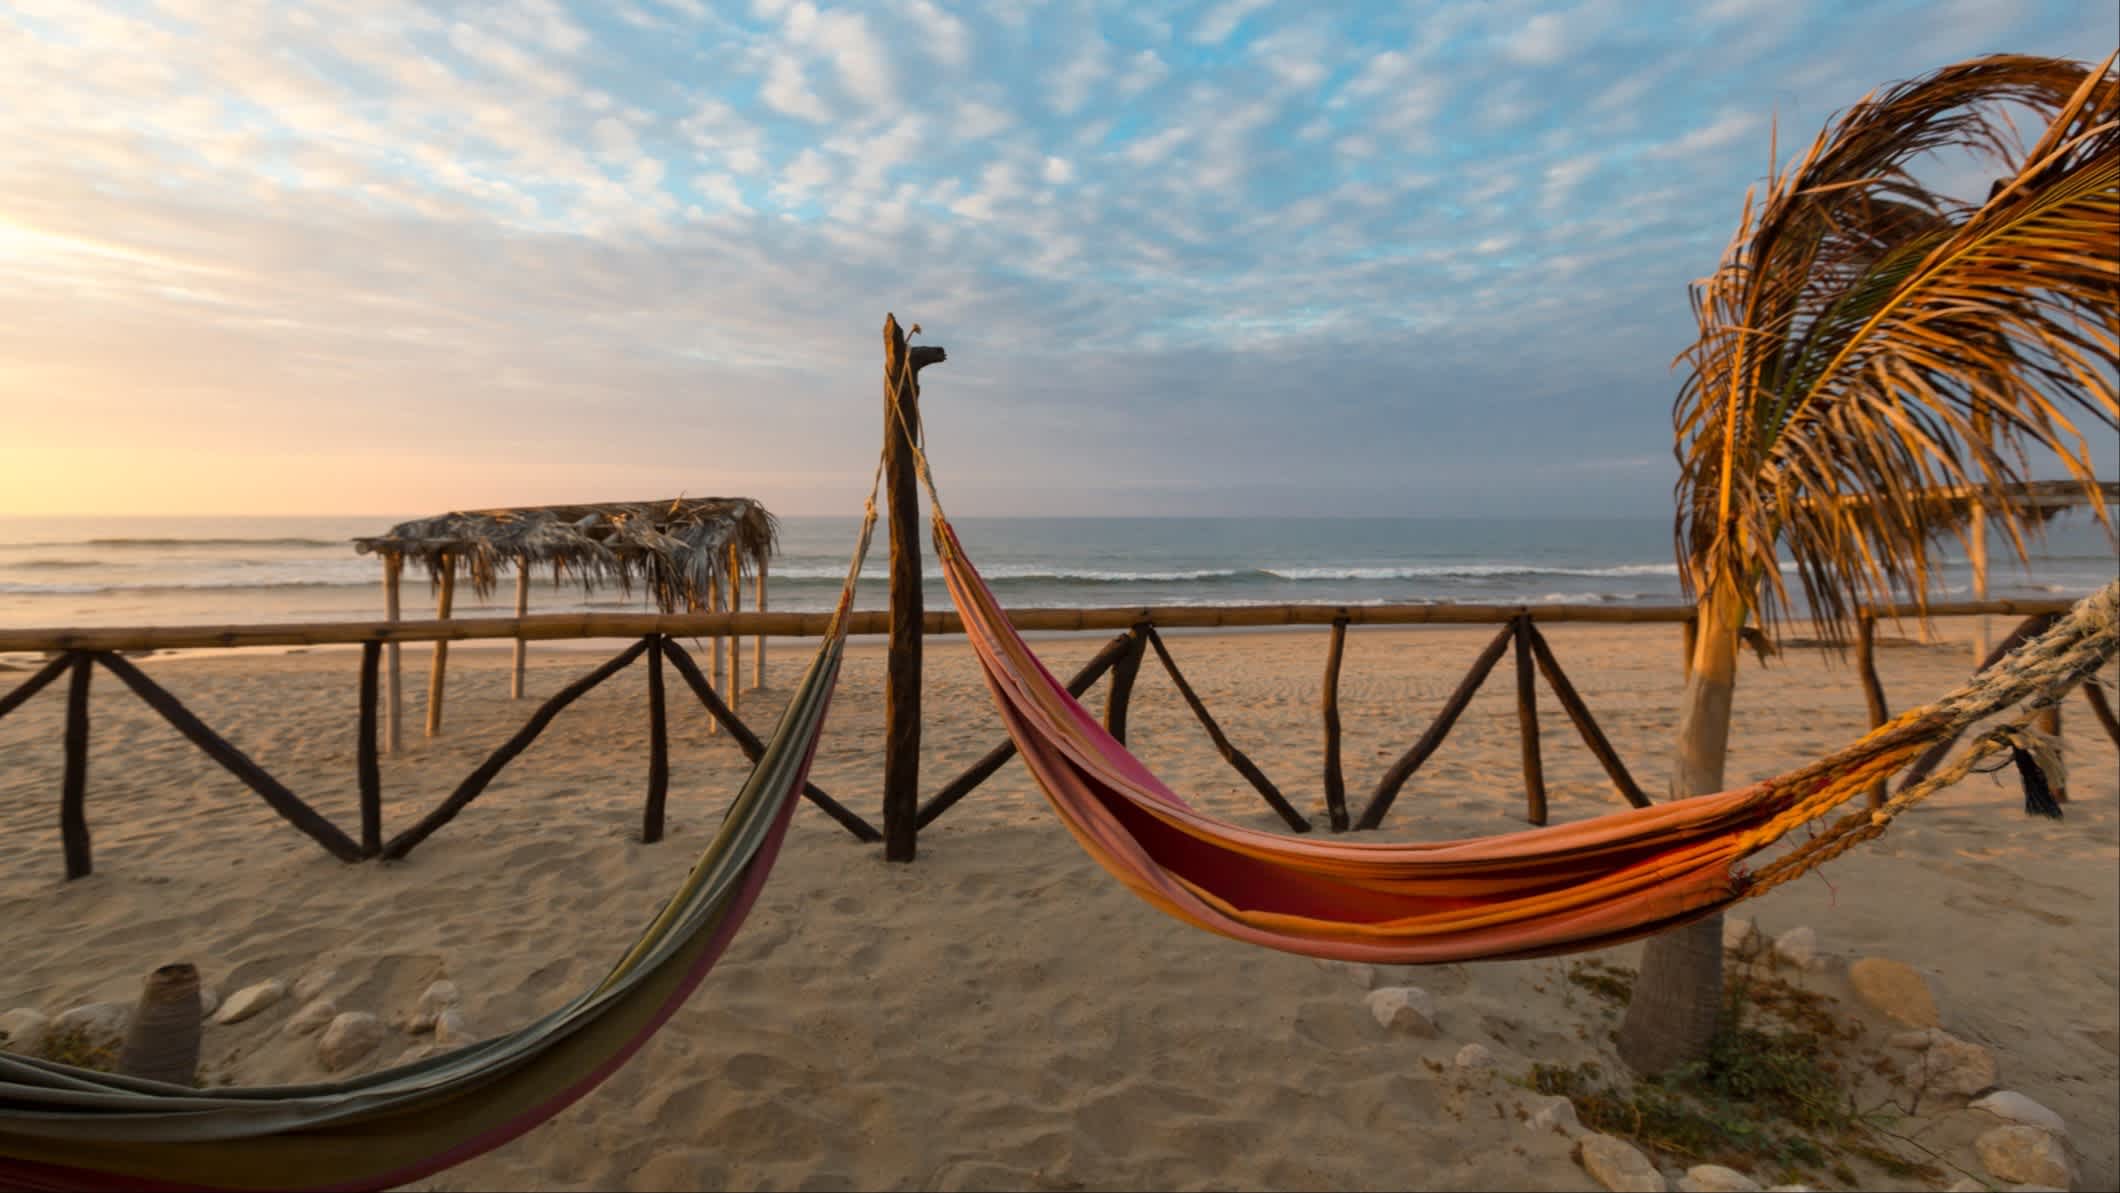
[1616,581,1743,1074]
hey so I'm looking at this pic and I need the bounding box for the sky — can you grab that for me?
[0,0,2113,519]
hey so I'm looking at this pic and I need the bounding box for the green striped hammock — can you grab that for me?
[0,517,875,1192]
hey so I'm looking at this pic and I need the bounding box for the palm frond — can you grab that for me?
[1674,53,2119,645]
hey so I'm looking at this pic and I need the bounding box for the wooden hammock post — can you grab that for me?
[1856,614,1889,809]
[1356,622,1514,831]
[1895,611,2059,793]
[643,635,669,843]
[1512,615,1548,825]
[726,542,743,720]
[382,553,403,754]
[425,552,455,738]
[1103,624,1149,743]
[753,556,767,690]
[358,641,382,857]
[61,652,92,880]
[511,556,531,700]
[1321,615,1349,832]
[2036,701,2066,803]
[881,313,945,863]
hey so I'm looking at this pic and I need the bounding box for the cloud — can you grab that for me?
[761,53,832,121]
[1193,0,1273,45]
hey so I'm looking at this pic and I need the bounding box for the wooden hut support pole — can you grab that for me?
[881,313,945,863]
[357,641,382,857]
[2035,701,2066,803]
[383,637,652,859]
[918,631,1136,829]
[1356,622,1515,831]
[727,543,742,720]
[753,558,767,690]
[1321,616,1349,832]
[643,635,669,843]
[425,553,455,739]
[0,652,72,724]
[95,653,362,862]
[1103,625,1148,743]
[60,653,92,880]
[659,638,881,842]
[1524,622,1650,809]
[1143,628,1310,833]
[2084,678,2120,747]
[383,554,402,754]
[1512,615,1547,826]
[709,576,725,735]
[511,556,530,700]
[1856,615,1889,809]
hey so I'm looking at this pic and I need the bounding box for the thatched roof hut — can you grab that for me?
[354,497,777,614]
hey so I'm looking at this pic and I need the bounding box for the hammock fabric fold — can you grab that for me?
[934,512,2116,965]
[0,511,880,1193]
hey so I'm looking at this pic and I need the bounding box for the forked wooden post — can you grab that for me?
[1103,625,1148,743]
[358,641,382,857]
[726,543,743,720]
[511,556,531,700]
[882,314,945,862]
[425,552,456,738]
[1320,616,1349,832]
[382,554,403,754]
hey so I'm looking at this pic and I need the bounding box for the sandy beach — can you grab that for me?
[2,620,2114,1191]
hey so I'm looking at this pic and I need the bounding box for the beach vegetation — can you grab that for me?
[1619,53,2120,1075]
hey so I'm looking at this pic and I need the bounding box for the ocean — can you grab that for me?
[0,513,2112,635]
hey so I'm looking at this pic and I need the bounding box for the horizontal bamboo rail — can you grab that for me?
[5,597,2083,656]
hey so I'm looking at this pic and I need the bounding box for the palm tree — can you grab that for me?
[1616,54,2119,1075]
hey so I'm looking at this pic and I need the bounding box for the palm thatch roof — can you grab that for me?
[353,498,776,612]
[1798,480,2118,527]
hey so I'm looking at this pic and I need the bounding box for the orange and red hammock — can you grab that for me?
[934,512,2110,964]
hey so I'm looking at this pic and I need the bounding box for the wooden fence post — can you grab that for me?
[61,652,92,879]
[644,635,669,842]
[882,313,945,862]
[1104,625,1148,743]
[358,641,382,857]
[753,557,768,690]
[727,543,743,721]
[1513,615,1547,825]
[1321,616,1349,831]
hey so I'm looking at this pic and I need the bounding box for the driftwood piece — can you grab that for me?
[1355,623,1515,831]
[117,963,202,1087]
[382,637,652,859]
[917,631,1136,830]
[1104,626,1148,743]
[61,653,92,879]
[1895,612,2060,794]
[95,652,363,863]
[0,652,71,724]
[643,635,669,843]
[358,641,383,857]
[1512,617,1547,825]
[1320,617,1349,832]
[659,637,881,842]
[1143,628,1310,833]
[882,312,941,863]
[1524,621,1650,809]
